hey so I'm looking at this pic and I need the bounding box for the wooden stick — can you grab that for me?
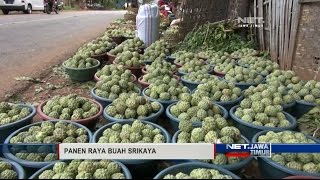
[287,0,301,70]
[258,0,265,50]
[268,0,272,53]
[271,0,277,62]
[284,0,293,70]
[279,0,285,68]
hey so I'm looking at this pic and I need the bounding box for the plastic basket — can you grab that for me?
[229,105,298,140]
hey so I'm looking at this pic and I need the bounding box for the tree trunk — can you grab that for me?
[76,0,86,9]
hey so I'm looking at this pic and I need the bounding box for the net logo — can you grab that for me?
[225,144,271,157]
[237,17,264,28]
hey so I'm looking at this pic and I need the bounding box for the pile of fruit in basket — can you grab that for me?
[97,120,166,143]
[109,38,145,56]
[113,51,144,68]
[0,102,31,126]
[94,76,139,100]
[8,121,90,162]
[144,79,190,101]
[41,95,99,120]
[76,36,115,57]
[64,55,99,69]
[37,160,126,179]
[105,93,162,120]
[143,40,170,62]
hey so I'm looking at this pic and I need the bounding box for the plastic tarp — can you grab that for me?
[136,3,160,47]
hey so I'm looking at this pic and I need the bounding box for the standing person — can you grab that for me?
[168,0,175,12]
[158,0,168,17]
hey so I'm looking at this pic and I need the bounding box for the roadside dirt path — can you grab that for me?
[0,10,124,100]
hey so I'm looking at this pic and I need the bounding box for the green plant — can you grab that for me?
[179,23,255,53]
[298,107,320,139]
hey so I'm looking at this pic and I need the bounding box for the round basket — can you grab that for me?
[124,13,136,22]
[37,98,103,128]
[163,32,181,46]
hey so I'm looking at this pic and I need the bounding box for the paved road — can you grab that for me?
[0,11,124,100]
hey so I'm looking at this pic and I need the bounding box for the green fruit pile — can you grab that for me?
[244,84,296,106]
[141,69,175,84]
[109,38,145,56]
[169,94,223,123]
[145,59,177,73]
[258,131,320,174]
[163,167,233,179]
[287,80,320,104]
[0,102,31,126]
[64,55,99,69]
[237,56,264,67]
[193,80,242,102]
[266,70,301,86]
[249,59,280,76]
[42,94,100,120]
[143,39,170,62]
[179,60,211,74]
[114,51,144,67]
[9,121,89,162]
[144,79,190,101]
[174,52,200,66]
[165,25,180,34]
[0,161,18,179]
[37,160,126,179]
[235,95,291,127]
[183,71,219,83]
[112,18,127,24]
[230,48,259,59]
[105,28,135,38]
[197,50,216,59]
[95,64,134,81]
[213,62,236,73]
[172,50,188,58]
[206,51,234,66]
[97,120,165,143]
[77,36,115,56]
[95,76,139,99]
[105,93,162,119]
[177,117,246,166]
[224,66,264,84]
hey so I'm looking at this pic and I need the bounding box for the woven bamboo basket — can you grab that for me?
[124,13,136,22]
[163,32,182,47]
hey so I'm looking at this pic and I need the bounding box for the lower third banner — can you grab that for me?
[59,143,215,160]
